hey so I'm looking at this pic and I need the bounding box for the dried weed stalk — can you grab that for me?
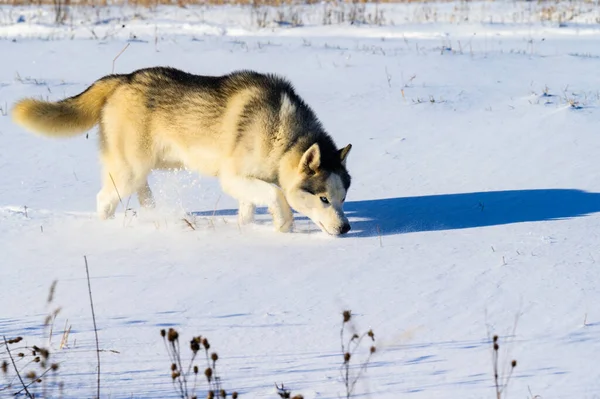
[0,282,65,398]
[275,382,303,399]
[491,334,518,399]
[160,328,239,399]
[340,310,376,399]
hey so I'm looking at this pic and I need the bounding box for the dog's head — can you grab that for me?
[284,142,352,236]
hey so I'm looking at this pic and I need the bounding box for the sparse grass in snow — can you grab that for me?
[1,282,66,399]
[2,0,600,32]
[160,327,240,399]
[2,293,529,399]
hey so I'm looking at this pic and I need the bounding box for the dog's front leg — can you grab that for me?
[238,201,256,225]
[269,192,293,233]
[219,172,293,232]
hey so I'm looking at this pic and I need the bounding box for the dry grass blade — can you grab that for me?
[59,320,72,350]
[182,218,196,231]
[84,256,101,399]
[112,43,130,74]
[47,280,58,303]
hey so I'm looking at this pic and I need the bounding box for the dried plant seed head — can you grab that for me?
[343,310,351,323]
[351,333,359,341]
[211,352,219,362]
[220,389,226,398]
[36,378,42,383]
[171,363,177,371]
[191,339,200,353]
[40,348,49,359]
[512,360,517,368]
[18,353,24,358]
[370,346,376,354]
[160,329,166,338]
[493,335,498,343]
[232,393,238,399]
[291,396,304,399]
[202,338,210,350]
[26,371,36,380]
[47,280,57,303]
[493,343,499,351]
[344,352,351,363]
[368,329,375,340]
[51,363,59,372]
[8,337,22,344]
[41,360,47,368]
[171,371,180,380]
[168,328,178,342]
[192,396,198,399]
[194,365,199,374]
[44,315,52,326]
[205,367,213,381]
[208,390,215,399]
[1,360,8,374]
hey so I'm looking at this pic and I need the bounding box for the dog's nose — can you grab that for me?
[340,223,351,234]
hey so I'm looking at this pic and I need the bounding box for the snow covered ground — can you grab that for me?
[1,2,600,398]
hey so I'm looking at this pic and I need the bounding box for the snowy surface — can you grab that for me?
[1,2,600,398]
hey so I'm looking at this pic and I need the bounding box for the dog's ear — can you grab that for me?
[299,143,321,174]
[339,144,352,166]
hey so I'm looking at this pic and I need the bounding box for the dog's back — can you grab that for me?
[12,67,323,173]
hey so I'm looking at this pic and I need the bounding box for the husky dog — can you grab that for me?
[12,67,353,235]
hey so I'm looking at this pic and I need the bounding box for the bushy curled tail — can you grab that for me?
[12,75,125,138]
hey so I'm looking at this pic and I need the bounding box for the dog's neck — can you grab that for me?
[277,149,304,194]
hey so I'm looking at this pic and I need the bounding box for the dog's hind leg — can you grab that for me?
[96,156,151,219]
[96,168,133,220]
[219,172,293,232]
[97,94,155,219]
[97,171,153,219]
[136,180,155,209]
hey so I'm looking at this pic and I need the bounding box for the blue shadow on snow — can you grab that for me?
[192,189,600,238]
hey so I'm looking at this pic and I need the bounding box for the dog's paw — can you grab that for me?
[269,208,293,233]
[97,205,114,220]
[274,217,294,233]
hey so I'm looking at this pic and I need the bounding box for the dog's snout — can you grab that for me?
[340,223,351,235]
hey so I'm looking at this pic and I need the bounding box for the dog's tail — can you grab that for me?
[12,75,125,138]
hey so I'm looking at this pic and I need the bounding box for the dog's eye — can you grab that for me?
[320,196,329,204]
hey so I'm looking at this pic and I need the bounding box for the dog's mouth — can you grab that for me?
[317,221,338,236]
[317,221,330,235]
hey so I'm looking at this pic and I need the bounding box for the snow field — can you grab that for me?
[1,3,600,398]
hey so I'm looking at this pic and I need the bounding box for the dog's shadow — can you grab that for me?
[191,189,600,238]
